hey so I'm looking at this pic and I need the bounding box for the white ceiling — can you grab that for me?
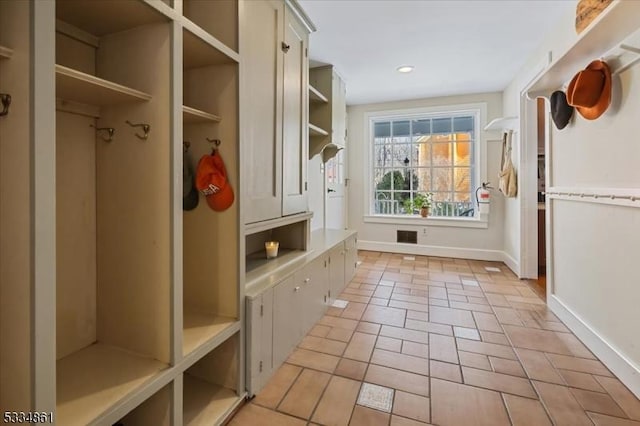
[299,0,575,105]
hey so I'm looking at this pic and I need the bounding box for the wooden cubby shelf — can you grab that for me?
[55,65,152,106]
[0,45,13,59]
[183,311,238,356]
[56,343,167,426]
[309,123,328,136]
[183,105,221,124]
[308,84,328,103]
[183,333,241,425]
[183,376,239,425]
[183,26,238,69]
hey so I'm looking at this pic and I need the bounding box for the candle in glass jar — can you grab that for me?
[265,241,279,259]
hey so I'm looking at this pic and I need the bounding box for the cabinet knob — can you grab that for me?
[281,42,290,53]
[304,278,311,283]
[294,286,301,292]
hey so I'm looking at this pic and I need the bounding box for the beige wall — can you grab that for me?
[503,5,640,396]
[347,92,505,258]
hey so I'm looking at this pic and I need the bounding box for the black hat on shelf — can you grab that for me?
[550,90,574,130]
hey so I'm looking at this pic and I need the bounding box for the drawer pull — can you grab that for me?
[294,286,301,292]
[304,278,311,283]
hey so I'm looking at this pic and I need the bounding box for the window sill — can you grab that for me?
[363,215,489,229]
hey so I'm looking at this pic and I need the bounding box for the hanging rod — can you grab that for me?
[546,191,638,202]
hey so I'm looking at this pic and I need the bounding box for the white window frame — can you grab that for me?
[363,102,488,229]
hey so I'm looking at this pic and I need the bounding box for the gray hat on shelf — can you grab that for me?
[183,150,199,211]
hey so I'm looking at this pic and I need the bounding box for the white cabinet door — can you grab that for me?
[328,243,345,305]
[246,288,273,396]
[345,234,358,284]
[241,0,283,224]
[281,5,308,216]
[273,275,301,368]
[298,254,329,335]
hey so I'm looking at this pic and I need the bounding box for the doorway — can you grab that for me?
[325,149,347,229]
[536,98,547,294]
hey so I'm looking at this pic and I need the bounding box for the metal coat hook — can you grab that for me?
[90,125,115,142]
[0,94,11,117]
[206,138,221,154]
[125,120,151,140]
[183,141,191,152]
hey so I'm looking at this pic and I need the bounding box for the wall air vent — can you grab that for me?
[397,230,417,244]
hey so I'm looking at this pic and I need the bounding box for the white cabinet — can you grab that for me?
[296,253,329,335]
[242,0,310,224]
[241,0,283,223]
[272,275,302,368]
[282,5,309,216]
[345,234,358,283]
[246,288,273,395]
[328,243,346,305]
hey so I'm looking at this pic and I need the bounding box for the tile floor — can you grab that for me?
[229,251,640,426]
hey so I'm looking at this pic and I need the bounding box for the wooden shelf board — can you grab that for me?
[56,64,152,106]
[308,84,328,103]
[183,105,221,124]
[244,211,313,236]
[56,0,168,37]
[528,0,640,93]
[183,311,237,357]
[309,123,329,136]
[0,45,13,60]
[57,343,167,426]
[246,248,303,273]
[183,25,238,69]
[183,375,239,425]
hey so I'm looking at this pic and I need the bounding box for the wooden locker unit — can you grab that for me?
[0,0,31,414]
[54,2,174,424]
[182,22,240,358]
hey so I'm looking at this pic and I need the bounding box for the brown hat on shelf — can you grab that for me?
[550,90,574,130]
[566,59,611,120]
[195,152,234,211]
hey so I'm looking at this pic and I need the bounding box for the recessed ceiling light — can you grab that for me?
[397,65,414,73]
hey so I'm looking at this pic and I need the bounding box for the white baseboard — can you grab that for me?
[357,240,504,262]
[549,295,640,398]
[501,251,520,277]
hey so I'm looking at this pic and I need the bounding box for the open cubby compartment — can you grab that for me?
[55,1,169,109]
[245,216,311,273]
[55,7,172,426]
[183,332,241,425]
[0,0,31,413]
[183,0,238,53]
[182,30,240,357]
[113,384,172,426]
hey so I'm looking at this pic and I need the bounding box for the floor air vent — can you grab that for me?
[397,230,417,244]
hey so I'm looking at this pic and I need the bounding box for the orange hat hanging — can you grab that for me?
[566,59,612,120]
[195,150,234,211]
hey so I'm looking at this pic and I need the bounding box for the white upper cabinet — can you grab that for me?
[241,0,311,224]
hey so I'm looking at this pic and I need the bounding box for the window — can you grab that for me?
[371,109,479,218]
